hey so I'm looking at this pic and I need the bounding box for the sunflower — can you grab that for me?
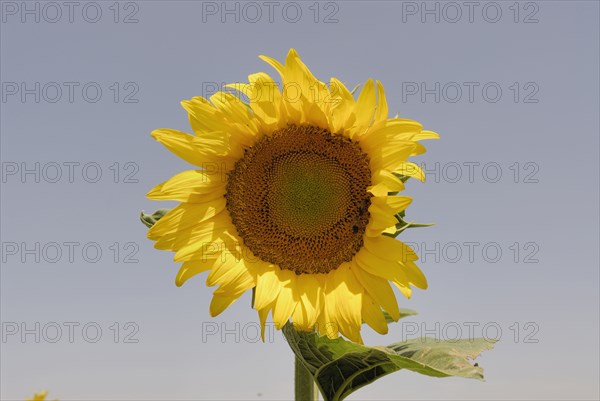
[26,392,50,401]
[147,49,438,343]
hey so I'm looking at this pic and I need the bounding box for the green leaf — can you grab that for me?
[384,213,434,238]
[383,308,417,323]
[139,209,171,228]
[283,324,495,401]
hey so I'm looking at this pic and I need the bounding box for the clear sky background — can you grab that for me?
[1,1,599,400]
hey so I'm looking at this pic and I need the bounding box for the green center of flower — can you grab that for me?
[270,153,350,238]
[225,124,372,275]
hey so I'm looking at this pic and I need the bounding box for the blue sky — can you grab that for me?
[1,1,599,400]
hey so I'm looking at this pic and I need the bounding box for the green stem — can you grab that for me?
[295,356,318,401]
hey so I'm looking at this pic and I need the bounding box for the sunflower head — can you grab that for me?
[147,48,438,343]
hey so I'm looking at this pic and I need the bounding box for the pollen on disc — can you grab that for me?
[225,124,372,275]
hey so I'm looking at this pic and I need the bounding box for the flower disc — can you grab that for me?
[226,124,372,275]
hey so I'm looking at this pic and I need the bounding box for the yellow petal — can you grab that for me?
[283,49,329,127]
[375,195,413,213]
[412,130,440,140]
[292,301,310,332]
[352,261,400,321]
[363,235,418,263]
[367,203,399,230]
[401,260,428,289]
[368,141,424,172]
[328,264,363,343]
[209,292,241,317]
[257,301,274,342]
[367,196,412,234]
[176,258,220,287]
[368,169,405,196]
[374,80,389,124]
[362,293,389,335]
[172,222,237,261]
[214,266,256,297]
[209,92,260,144]
[151,128,237,167]
[27,391,48,401]
[206,255,245,287]
[260,51,303,123]
[153,212,231,252]
[147,170,226,203]
[254,264,283,310]
[329,77,356,134]
[351,79,376,137]
[181,96,220,132]
[148,200,224,237]
[181,92,253,145]
[227,72,285,133]
[258,54,285,77]
[272,269,298,329]
[321,279,340,339]
[355,248,413,299]
[369,147,417,172]
[361,119,424,145]
[395,161,426,182]
[292,274,321,331]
